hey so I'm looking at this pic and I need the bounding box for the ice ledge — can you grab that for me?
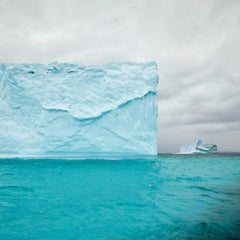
[0,153,158,160]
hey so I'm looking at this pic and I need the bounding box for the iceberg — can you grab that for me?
[179,139,217,154]
[0,61,158,156]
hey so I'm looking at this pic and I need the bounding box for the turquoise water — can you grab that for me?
[0,154,240,240]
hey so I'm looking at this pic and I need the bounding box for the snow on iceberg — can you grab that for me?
[179,139,217,154]
[0,61,158,156]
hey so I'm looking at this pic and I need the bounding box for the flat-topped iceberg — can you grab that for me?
[0,61,158,156]
[179,139,217,154]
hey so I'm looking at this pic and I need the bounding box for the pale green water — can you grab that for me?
[0,154,240,239]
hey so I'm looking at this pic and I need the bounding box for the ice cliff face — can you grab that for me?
[0,62,158,156]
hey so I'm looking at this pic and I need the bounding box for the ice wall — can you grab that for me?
[0,62,158,156]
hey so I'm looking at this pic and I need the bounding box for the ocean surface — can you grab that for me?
[0,154,239,240]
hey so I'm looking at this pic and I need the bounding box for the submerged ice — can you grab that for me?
[179,139,217,154]
[0,62,158,155]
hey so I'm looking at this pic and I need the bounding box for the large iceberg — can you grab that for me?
[0,61,158,156]
[179,139,217,154]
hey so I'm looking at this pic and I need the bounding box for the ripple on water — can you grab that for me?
[0,154,239,240]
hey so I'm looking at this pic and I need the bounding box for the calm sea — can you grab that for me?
[0,154,239,239]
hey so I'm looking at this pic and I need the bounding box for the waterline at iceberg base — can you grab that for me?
[1,61,239,240]
[0,154,240,239]
[0,61,158,156]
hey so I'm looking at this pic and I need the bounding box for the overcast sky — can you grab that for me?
[0,0,240,153]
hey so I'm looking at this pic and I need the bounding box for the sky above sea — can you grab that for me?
[0,0,239,152]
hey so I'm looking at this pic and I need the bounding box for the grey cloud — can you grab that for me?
[0,0,240,152]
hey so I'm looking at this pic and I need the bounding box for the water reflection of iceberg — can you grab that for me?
[179,139,217,154]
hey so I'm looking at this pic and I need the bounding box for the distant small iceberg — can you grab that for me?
[179,139,217,154]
